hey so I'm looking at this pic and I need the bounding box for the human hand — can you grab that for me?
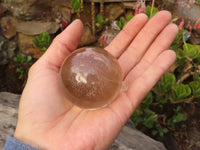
[14,11,178,150]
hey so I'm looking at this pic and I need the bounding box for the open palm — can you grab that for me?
[14,11,178,150]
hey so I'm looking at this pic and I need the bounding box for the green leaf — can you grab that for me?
[145,6,158,18]
[173,84,191,99]
[167,106,187,127]
[174,106,182,113]
[156,73,176,93]
[14,54,27,64]
[193,74,200,82]
[71,0,81,11]
[172,113,187,124]
[162,73,176,92]
[189,81,200,97]
[163,128,168,133]
[172,17,179,22]
[105,18,109,22]
[16,67,23,73]
[96,14,104,24]
[16,67,24,79]
[126,15,133,21]
[131,109,144,127]
[143,109,158,128]
[183,43,200,59]
[153,124,168,139]
[142,92,153,107]
[116,15,134,30]
[155,96,168,105]
[33,32,51,51]
[95,23,100,27]
[176,48,185,59]
[170,29,183,50]
[143,115,157,128]
[27,56,32,63]
[96,14,108,27]
[14,56,20,62]
[117,17,126,30]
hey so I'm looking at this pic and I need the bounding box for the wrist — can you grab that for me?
[14,127,41,149]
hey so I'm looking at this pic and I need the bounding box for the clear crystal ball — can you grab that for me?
[60,47,123,109]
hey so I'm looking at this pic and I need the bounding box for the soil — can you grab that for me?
[0,60,27,94]
[176,103,200,150]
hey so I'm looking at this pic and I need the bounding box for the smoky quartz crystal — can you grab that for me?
[60,47,123,109]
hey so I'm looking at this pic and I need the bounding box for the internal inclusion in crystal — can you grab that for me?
[60,47,123,109]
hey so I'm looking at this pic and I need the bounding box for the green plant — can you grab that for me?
[87,10,90,14]
[152,124,168,139]
[33,32,51,51]
[114,3,199,141]
[71,0,81,12]
[71,0,81,17]
[14,54,33,79]
[189,81,200,98]
[116,15,133,30]
[131,108,158,130]
[145,6,158,19]
[14,54,32,64]
[170,29,183,50]
[131,92,169,140]
[131,27,200,140]
[167,106,187,127]
[131,92,157,130]
[96,14,108,27]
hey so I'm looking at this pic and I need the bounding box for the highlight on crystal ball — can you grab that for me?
[60,47,123,109]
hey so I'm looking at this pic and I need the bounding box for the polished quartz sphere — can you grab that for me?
[60,47,123,109]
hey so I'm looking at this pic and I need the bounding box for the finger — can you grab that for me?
[127,50,176,109]
[118,11,172,78]
[125,23,178,82]
[105,14,148,58]
[107,50,176,124]
[41,19,83,69]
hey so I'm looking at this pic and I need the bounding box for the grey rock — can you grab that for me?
[16,21,60,35]
[189,26,200,45]
[0,92,167,150]
[0,3,7,15]
[2,0,71,21]
[188,126,200,148]
[123,2,137,10]
[50,0,71,8]
[0,36,7,65]
[0,16,17,39]
[7,41,17,58]
[104,3,124,22]
[84,0,141,2]
[177,0,200,22]
[60,7,71,23]
[176,0,200,44]
[79,25,97,46]
[2,0,39,20]
[17,33,44,58]
[189,33,200,45]
[0,92,20,149]
[161,0,200,44]
[51,6,71,23]
[109,126,167,150]
[0,36,17,65]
